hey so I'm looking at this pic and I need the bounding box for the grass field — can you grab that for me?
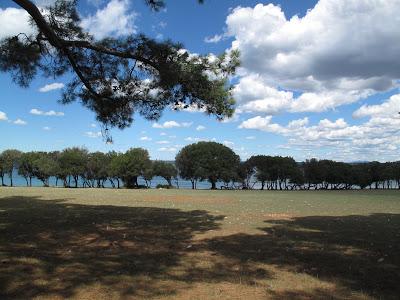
[0,187,399,299]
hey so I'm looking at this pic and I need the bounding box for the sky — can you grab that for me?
[0,0,399,162]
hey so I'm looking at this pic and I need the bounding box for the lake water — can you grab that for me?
[1,170,229,189]
[2,171,398,190]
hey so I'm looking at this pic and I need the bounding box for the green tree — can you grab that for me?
[34,152,58,186]
[0,149,22,186]
[176,142,240,189]
[121,148,151,188]
[84,152,109,187]
[153,161,177,187]
[59,147,88,187]
[143,164,155,188]
[175,144,202,189]
[1,0,239,133]
[18,151,40,186]
[108,151,125,188]
[0,152,6,186]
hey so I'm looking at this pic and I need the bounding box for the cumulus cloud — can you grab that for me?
[223,140,235,147]
[353,94,400,118]
[43,126,51,130]
[196,125,206,131]
[152,121,192,129]
[156,140,170,144]
[204,34,224,43]
[184,137,201,142]
[39,83,65,92]
[239,94,400,161]
[30,108,64,116]
[84,131,102,138]
[158,147,178,152]
[140,136,152,141]
[226,0,400,113]
[81,0,137,39]
[0,7,34,40]
[0,111,8,121]
[14,119,27,125]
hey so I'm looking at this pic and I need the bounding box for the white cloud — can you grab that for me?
[196,125,206,131]
[239,94,400,161]
[90,123,97,128]
[160,132,167,136]
[81,0,137,39]
[84,131,102,138]
[353,94,400,119]
[204,34,223,43]
[226,1,400,113]
[158,147,178,152]
[223,140,235,147]
[245,136,256,140]
[30,108,64,116]
[14,119,27,125]
[43,126,51,131]
[156,140,170,144]
[140,136,152,141]
[0,111,8,121]
[38,83,65,92]
[184,137,201,142]
[0,7,34,40]
[182,122,193,127]
[152,120,192,129]
[152,121,180,129]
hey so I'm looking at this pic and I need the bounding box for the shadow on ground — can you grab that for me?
[0,196,231,298]
[202,213,400,299]
[1,196,399,299]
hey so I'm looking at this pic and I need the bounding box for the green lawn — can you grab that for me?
[0,187,399,299]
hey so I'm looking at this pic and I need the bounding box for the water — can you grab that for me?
[2,171,398,190]
[1,170,227,189]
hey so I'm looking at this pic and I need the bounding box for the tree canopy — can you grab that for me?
[0,146,400,190]
[175,141,240,189]
[0,0,239,136]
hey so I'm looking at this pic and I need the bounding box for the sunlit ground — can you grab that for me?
[0,187,399,299]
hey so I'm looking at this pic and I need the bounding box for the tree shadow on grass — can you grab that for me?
[203,213,400,299]
[0,196,237,299]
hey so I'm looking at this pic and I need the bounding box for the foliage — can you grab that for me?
[176,141,240,189]
[1,0,239,131]
[0,149,22,186]
[120,148,151,188]
[152,161,177,186]
[0,145,399,190]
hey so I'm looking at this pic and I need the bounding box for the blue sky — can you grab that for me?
[1,0,399,161]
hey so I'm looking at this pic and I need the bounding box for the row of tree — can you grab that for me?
[0,148,177,189]
[0,142,399,190]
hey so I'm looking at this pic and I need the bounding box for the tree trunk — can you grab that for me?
[10,174,13,187]
[109,179,115,188]
[211,180,216,190]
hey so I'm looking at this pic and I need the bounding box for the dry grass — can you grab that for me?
[0,187,399,299]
